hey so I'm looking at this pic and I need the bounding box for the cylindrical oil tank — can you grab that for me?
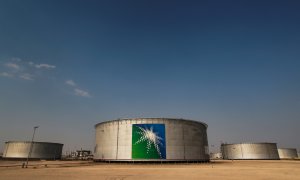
[94,118,209,162]
[278,148,298,159]
[221,143,280,160]
[3,141,63,160]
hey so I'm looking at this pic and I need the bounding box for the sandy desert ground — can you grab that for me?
[0,160,300,180]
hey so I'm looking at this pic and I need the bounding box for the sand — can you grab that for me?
[0,160,300,180]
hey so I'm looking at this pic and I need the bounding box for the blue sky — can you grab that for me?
[0,0,299,153]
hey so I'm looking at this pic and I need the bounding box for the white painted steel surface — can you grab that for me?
[278,148,298,159]
[3,141,63,159]
[94,118,209,161]
[221,143,280,160]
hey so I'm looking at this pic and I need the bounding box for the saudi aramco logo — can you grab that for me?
[132,124,166,159]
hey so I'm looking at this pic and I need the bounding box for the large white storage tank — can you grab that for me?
[278,148,298,159]
[3,141,63,160]
[94,118,209,162]
[221,143,280,160]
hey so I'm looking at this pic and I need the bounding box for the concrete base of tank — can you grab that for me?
[2,158,62,161]
[93,159,210,163]
[224,158,280,160]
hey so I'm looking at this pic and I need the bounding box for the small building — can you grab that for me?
[210,152,222,159]
[68,150,93,160]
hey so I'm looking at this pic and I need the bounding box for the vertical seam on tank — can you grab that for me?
[182,123,185,160]
[116,121,120,160]
[240,144,244,159]
[4,142,8,157]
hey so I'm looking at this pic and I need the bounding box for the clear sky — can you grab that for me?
[0,0,299,153]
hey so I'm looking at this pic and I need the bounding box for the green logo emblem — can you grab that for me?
[132,124,166,159]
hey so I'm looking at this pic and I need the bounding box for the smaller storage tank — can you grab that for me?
[3,141,63,160]
[221,143,280,160]
[278,148,298,159]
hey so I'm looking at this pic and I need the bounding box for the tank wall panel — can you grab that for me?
[95,123,118,159]
[165,122,184,159]
[117,122,132,159]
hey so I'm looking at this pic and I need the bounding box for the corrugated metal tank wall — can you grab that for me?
[221,143,280,160]
[278,148,298,159]
[94,118,209,162]
[3,141,63,160]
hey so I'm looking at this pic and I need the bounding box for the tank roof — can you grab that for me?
[5,141,63,145]
[95,117,207,128]
[278,148,297,150]
[221,142,277,145]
